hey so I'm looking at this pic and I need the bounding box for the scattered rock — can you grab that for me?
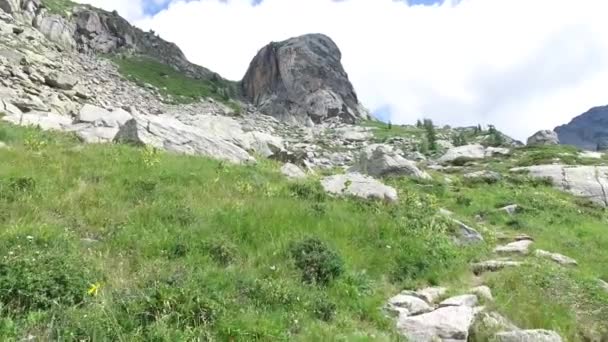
[470,286,493,301]
[453,219,484,245]
[527,130,559,146]
[386,293,433,317]
[438,144,509,164]
[499,204,520,215]
[280,163,307,180]
[349,144,430,179]
[409,287,448,304]
[320,173,398,202]
[494,329,563,342]
[535,250,577,266]
[494,239,534,255]
[396,305,475,342]
[438,294,478,308]
[464,170,502,183]
[44,72,78,90]
[472,260,523,275]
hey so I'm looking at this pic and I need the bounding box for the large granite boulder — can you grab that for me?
[494,329,563,342]
[511,165,608,206]
[349,144,430,179]
[242,34,370,125]
[527,130,559,146]
[396,305,475,342]
[321,173,398,202]
[438,144,509,164]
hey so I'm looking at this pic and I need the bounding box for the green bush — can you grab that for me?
[288,181,327,202]
[312,297,337,322]
[289,238,344,285]
[206,240,237,266]
[0,250,91,313]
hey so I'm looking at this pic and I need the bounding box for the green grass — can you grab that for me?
[41,0,77,16]
[1,122,607,340]
[362,120,425,142]
[0,122,480,340]
[112,56,240,109]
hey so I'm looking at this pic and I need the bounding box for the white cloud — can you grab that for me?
[74,0,608,141]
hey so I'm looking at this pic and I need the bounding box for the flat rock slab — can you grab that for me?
[438,294,478,308]
[321,172,398,202]
[495,329,563,342]
[387,293,432,317]
[535,250,577,266]
[470,286,493,301]
[472,260,523,275]
[407,287,448,304]
[494,240,534,255]
[280,163,307,180]
[397,305,475,342]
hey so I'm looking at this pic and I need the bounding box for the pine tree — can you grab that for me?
[423,119,437,151]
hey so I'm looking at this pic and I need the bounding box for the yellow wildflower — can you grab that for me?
[87,282,101,297]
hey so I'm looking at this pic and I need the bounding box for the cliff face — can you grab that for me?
[554,105,608,151]
[242,34,370,125]
[0,0,221,81]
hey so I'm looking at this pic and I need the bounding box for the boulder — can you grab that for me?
[33,12,77,49]
[470,286,493,301]
[44,72,79,90]
[335,126,373,142]
[2,110,72,130]
[0,98,22,116]
[386,293,432,317]
[495,329,563,342]
[527,130,559,146]
[114,112,254,164]
[453,219,484,245]
[511,165,608,206]
[242,34,369,124]
[406,287,448,304]
[77,104,132,127]
[396,305,475,342]
[499,204,520,215]
[349,144,430,179]
[469,311,519,340]
[535,250,577,266]
[438,144,509,164]
[281,163,307,180]
[463,170,502,183]
[320,173,398,202]
[438,294,478,308]
[494,239,534,255]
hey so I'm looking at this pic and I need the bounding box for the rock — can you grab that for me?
[494,329,563,342]
[470,286,493,301]
[387,293,433,317]
[245,131,284,158]
[580,151,603,159]
[349,144,430,179]
[499,204,520,215]
[3,111,72,130]
[494,240,534,255]
[555,105,608,151]
[464,170,502,183]
[527,130,559,146]
[44,72,79,90]
[1,99,22,116]
[0,141,6,149]
[438,294,478,308]
[335,125,372,142]
[469,311,519,340]
[77,104,132,127]
[242,34,369,124]
[281,163,307,180]
[535,250,577,266]
[599,279,608,292]
[72,125,119,143]
[438,144,508,164]
[472,260,523,275]
[409,287,448,304]
[453,219,484,245]
[33,13,76,49]
[114,112,255,164]
[11,95,49,112]
[510,165,608,207]
[396,305,475,342]
[320,173,398,202]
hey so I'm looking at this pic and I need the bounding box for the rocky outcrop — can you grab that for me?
[555,105,608,151]
[511,165,608,206]
[527,130,559,146]
[242,34,369,125]
[349,144,430,179]
[321,173,398,202]
[438,144,509,164]
[494,329,563,342]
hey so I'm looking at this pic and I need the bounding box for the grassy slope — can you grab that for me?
[113,56,240,109]
[0,122,607,340]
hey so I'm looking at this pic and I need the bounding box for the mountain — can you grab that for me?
[554,105,608,151]
[1,1,608,341]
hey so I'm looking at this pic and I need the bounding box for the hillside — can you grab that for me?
[1,1,608,341]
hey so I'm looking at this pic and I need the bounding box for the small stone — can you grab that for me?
[494,239,534,255]
[535,250,577,266]
[386,293,433,317]
[499,204,520,215]
[495,329,563,342]
[438,294,478,308]
[472,260,523,275]
[470,285,493,301]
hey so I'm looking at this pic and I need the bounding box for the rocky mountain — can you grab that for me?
[554,105,608,151]
[242,34,370,125]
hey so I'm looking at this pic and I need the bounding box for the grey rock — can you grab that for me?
[438,294,478,308]
[438,144,509,164]
[470,286,493,301]
[472,260,523,275]
[470,311,519,340]
[464,170,502,183]
[535,249,577,266]
[335,125,372,142]
[500,204,520,215]
[33,12,76,50]
[114,112,255,164]
[511,165,608,207]
[1,98,22,115]
[527,130,559,146]
[3,110,72,130]
[453,219,484,245]
[321,173,398,202]
[44,72,78,90]
[280,163,307,180]
[396,305,475,342]
[77,104,131,127]
[386,293,433,317]
[407,287,448,304]
[242,34,369,124]
[349,144,430,179]
[494,240,534,255]
[494,329,563,342]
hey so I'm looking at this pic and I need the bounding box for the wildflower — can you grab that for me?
[87,282,101,297]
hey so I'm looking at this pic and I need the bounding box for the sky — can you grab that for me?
[73,0,608,141]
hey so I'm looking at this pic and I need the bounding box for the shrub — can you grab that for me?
[206,240,237,266]
[0,250,91,313]
[289,238,344,285]
[288,181,326,202]
[312,297,337,322]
